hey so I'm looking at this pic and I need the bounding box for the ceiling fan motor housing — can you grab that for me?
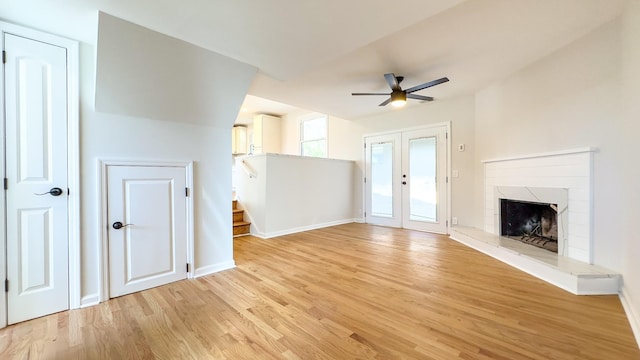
[390,90,406,102]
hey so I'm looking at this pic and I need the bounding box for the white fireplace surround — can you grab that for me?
[483,148,596,264]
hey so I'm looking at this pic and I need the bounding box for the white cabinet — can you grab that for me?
[252,114,281,154]
[232,126,247,154]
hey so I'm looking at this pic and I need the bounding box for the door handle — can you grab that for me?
[112,221,134,230]
[34,187,64,196]
[402,181,407,185]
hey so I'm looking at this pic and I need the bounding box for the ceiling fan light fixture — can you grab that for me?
[390,91,407,108]
[351,73,448,107]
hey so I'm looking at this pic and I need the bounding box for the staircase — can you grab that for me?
[233,200,251,236]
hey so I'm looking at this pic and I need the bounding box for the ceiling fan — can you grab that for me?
[352,73,449,107]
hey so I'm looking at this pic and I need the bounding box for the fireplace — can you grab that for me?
[450,148,616,294]
[483,148,596,262]
[491,185,568,257]
[500,199,558,253]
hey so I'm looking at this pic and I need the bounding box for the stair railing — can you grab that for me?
[241,160,257,179]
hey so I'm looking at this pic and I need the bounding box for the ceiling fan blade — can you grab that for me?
[384,73,400,91]
[405,77,449,94]
[379,98,392,106]
[352,92,390,96]
[407,94,434,101]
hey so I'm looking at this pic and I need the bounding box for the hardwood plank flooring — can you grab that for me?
[1,223,638,359]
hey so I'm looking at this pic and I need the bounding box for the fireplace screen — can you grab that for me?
[500,199,558,253]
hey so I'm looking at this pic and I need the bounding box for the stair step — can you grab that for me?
[232,199,249,235]
[233,210,244,222]
[233,221,251,236]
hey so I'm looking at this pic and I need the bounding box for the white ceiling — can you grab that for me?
[0,0,627,120]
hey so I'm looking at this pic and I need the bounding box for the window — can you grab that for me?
[300,116,327,157]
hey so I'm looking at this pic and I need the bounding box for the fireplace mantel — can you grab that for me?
[482,147,597,164]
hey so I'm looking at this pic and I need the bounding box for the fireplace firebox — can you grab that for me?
[500,199,558,253]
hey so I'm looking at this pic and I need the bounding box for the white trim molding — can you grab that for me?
[252,219,358,239]
[482,147,597,164]
[620,287,640,348]
[80,294,101,308]
[194,261,236,278]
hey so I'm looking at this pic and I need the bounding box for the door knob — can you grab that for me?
[402,181,407,185]
[112,221,133,230]
[34,187,64,196]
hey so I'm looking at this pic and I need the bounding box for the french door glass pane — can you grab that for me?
[409,137,437,222]
[371,142,393,217]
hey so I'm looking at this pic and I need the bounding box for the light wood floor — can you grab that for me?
[1,223,638,359]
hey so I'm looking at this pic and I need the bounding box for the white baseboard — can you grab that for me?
[79,262,237,307]
[353,217,365,223]
[620,286,640,348]
[194,260,236,278]
[80,293,100,308]
[258,219,357,239]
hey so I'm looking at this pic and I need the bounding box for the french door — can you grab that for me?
[364,125,448,234]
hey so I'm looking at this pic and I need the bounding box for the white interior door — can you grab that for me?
[4,33,69,324]
[401,127,448,233]
[364,133,402,228]
[364,125,448,234]
[108,165,188,298]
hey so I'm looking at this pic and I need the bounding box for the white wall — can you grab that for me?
[621,0,640,341]
[0,14,257,304]
[279,112,365,222]
[79,17,255,302]
[475,18,622,270]
[280,109,307,155]
[236,154,355,237]
[234,155,267,232]
[351,96,476,225]
[475,10,640,336]
[280,111,364,161]
[474,11,639,338]
[95,12,256,128]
